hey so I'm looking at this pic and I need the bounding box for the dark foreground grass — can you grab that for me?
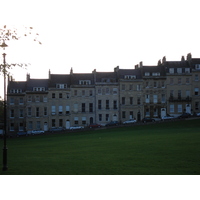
[1,119,200,175]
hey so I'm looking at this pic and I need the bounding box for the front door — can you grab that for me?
[44,122,48,131]
[66,120,70,129]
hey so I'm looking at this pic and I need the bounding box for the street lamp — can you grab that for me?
[0,40,8,171]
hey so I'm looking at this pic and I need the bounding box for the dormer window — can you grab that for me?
[145,72,150,76]
[124,75,136,79]
[10,89,22,93]
[79,80,91,85]
[152,72,160,76]
[169,68,174,74]
[185,68,190,73]
[33,87,45,91]
[177,68,182,73]
[195,64,200,70]
[56,84,67,89]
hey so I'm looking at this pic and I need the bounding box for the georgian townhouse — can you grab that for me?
[164,58,192,116]
[94,70,119,124]
[141,62,167,118]
[116,66,143,122]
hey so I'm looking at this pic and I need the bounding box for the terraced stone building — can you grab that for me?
[7,53,200,133]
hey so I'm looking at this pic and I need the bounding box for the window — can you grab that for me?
[19,98,23,104]
[51,106,56,115]
[154,108,158,116]
[170,78,174,84]
[106,100,109,109]
[28,121,33,130]
[82,117,86,125]
[10,123,14,131]
[113,88,118,95]
[44,107,47,116]
[66,106,70,114]
[59,106,63,115]
[106,114,109,121]
[130,111,133,119]
[129,84,133,90]
[130,97,133,105]
[74,117,79,125]
[10,98,14,105]
[89,90,93,96]
[153,95,157,103]
[28,96,32,102]
[186,91,190,98]
[195,74,199,81]
[74,90,77,96]
[146,95,150,103]
[161,94,165,103]
[178,105,182,113]
[137,97,141,105]
[137,84,141,91]
[82,103,86,112]
[113,100,117,109]
[145,108,150,116]
[98,100,102,109]
[161,81,165,88]
[152,72,160,76]
[52,119,56,127]
[195,64,200,70]
[36,121,41,130]
[19,109,24,118]
[79,80,91,85]
[59,93,62,98]
[59,119,63,127]
[178,90,181,99]
[43,96,47,102]
[35,96,40,102]
[33,87,45,91]
[146,82,149,88]
[10,109,14,118]
[52,93,55,98]
[170,104,174,113]
[98,88,102,95]
[74,104,78,112]
[99,114,102,121]
[124,75,136,79]
[169,68,174,74]
[19,122,24,131]
[186,78,190,84]
[178,78,182,84]
[105,88,110,95]
[195,102,199,110]
[122,111,126,118]
[195,88,199,95]
[122,84,125,90]
[177,68,182,73]
[145,72,150,76]
[89,103,93,112]
[154,82,157,88]
[82,90,85,96]
[27,107,32,116]
[122,97,125,105]
[185,68,190,73]
[57,84,67,89]
[36,107,39,117]
[170,90,174,98]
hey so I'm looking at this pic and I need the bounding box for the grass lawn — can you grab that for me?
[1,119,200,175]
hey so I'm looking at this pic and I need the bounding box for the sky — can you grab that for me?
[1,0,200,89]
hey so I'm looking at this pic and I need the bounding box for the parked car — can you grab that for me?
[17,131,27,136]
[178,113,192,119]
[69,126,84,130]
[141,117,155,123]
[31,130,44,135]
[161,115,175,121]
[49,127,65,133]
[0,129,3,138]
[105,121,119,126]
[123,119,137,124]
[88,123,102,128]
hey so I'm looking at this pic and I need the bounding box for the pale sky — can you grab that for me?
[1,0,200,84]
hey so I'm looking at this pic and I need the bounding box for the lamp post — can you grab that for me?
[1,41,8,171]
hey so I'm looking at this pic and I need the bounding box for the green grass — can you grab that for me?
[1,119,200,175]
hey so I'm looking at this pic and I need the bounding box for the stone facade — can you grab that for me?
[6,54,200,133]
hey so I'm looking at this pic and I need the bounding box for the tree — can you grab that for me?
[0,25,41,76]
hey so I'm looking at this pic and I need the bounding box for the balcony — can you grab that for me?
[169,96,192,102]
